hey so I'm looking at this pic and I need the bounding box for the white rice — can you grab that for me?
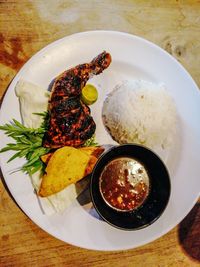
[102,80,177,150]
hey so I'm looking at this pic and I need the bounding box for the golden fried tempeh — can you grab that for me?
[38,146,98,197]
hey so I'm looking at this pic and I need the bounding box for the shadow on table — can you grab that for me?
[178,201,200,262]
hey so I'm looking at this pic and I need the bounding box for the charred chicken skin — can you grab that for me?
[43,51,112,148]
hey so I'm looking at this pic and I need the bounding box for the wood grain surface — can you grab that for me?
[0,1,200,266]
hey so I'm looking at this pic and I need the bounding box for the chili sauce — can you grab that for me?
[99,157,150,211]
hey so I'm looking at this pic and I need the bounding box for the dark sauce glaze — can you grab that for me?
[99,157,150,211]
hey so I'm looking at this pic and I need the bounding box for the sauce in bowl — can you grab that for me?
[99,157,150,211]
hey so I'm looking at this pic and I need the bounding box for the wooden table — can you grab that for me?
[0,1,199,266]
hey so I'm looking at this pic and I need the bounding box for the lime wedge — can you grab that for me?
[81,84,98,105]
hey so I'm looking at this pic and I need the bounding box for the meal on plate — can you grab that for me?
[102,80,177,150]
[0,51,177,215]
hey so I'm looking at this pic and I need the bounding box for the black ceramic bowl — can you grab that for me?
[90,144,171,230]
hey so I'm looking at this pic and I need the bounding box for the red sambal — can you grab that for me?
[99,157,150,211]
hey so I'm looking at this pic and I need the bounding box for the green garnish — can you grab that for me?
[83,135,99,147]
[81,84,98,105]
[0,113,50,175]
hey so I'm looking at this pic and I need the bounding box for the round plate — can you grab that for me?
[0,31,200,251]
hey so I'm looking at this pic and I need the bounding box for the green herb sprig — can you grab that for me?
[0,113,50,175]
[83,135,98,147]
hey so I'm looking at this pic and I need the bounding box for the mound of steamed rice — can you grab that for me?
[102,80,177,149]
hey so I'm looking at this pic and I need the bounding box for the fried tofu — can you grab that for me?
[38,146,98,197]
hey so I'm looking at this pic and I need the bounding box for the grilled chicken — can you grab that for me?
[43,51,112,148]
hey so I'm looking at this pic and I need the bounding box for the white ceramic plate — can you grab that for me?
[0,31,200,251]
